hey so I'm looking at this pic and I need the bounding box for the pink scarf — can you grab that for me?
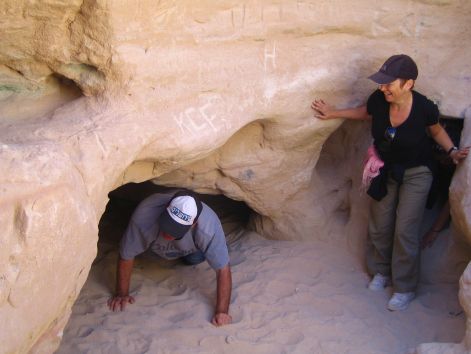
[362,145,384,191]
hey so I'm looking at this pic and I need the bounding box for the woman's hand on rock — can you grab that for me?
[450,146,470,164]
[311,99,336,120]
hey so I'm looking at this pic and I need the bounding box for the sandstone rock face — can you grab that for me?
[0,143,97,353]
[451,115,471,248]
[0,1,470,353]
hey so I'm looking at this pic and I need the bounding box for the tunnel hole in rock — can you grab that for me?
[51,73,84,97]
[312,119,371,245]
[98,180,254,251]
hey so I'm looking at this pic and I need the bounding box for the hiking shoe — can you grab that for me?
[387,292,415,311]
[368,273,391,291]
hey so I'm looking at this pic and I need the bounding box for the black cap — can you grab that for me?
[368,54,418,84]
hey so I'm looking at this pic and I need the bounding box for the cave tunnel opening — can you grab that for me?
[97,180,254,252]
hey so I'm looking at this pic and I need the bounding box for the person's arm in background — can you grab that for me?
[211,264,232,326]
[311,99,371,121]
[107,257,135,311]
[428,123,469,164]
[421,200,450,249]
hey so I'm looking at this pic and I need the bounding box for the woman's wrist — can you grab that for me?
[447,146,458,155]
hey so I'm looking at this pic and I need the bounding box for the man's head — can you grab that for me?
[368,54,418,85]
[159,191,203,240]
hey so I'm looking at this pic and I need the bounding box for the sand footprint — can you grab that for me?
[76,326,94,338]
[262,279,296,303]
[156,283,189,297]
[229,252,246,266]
[226,305,244,325]
[309,297,345,317]
[116,332,151,354]
[167,310,198,323]
[263,329,305,346]
[136,286,190,308]
[234,326,272,342]
[198,335,227,347]
[160,298,205,323]
[71,302,98,316]
[231,272,257,303]
[232,271,257,285]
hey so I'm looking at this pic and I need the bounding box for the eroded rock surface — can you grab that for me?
[1,1,471,353]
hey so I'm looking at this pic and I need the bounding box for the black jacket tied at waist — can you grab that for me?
[367,163,406,201]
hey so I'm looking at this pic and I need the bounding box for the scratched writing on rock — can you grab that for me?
[173,96,230,136]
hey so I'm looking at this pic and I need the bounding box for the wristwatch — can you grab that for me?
[447,146,458,155]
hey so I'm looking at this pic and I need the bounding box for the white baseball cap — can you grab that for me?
[159,192,202,239]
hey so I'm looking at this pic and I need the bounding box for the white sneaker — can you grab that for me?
[368,273,391,291]
[387,292,415,311]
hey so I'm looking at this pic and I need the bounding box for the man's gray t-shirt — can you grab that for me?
[119,192,229,270]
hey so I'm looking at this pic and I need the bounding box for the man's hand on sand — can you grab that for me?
[108,295,135,311]
[211,312,232,326]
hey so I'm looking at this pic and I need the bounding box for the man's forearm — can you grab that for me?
[215,264,232,314]
[116,257,134,296]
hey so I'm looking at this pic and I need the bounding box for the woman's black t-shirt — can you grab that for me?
[366,89,439,169]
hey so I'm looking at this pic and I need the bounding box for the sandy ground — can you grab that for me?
[56,222,466,354]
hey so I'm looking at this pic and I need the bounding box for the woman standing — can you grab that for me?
[312,54,469,311]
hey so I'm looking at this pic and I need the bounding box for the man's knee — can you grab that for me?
[182,251,205,265]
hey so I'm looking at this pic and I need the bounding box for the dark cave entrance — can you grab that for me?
[98,181,253,250]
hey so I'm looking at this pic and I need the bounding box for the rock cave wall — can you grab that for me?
[0,1,471,353]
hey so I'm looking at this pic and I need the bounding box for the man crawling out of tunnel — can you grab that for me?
[107,190,232,327]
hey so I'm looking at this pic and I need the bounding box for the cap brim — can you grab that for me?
[368,71,396,84]
[159,210,191,240]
